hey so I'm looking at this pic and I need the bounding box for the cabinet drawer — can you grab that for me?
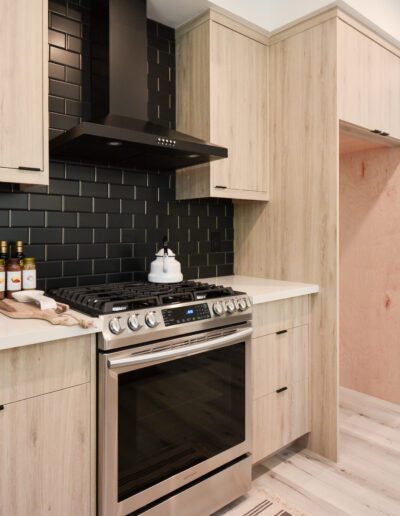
[0,335,91,405]
[252,380,309,463]
[252,296,308,338]
[251,325,308,400]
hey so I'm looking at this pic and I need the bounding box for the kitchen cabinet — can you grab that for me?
[0,335,96,515]
[235,7,400,463]
[176,10,268,201]
[0,0,49,185]
[338,20,400,140]
[251,297,310,463]
[253,380,309,463]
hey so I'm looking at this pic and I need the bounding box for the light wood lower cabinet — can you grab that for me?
[0,384,90,516]
[251,298,310,463]
[252,325,309,400]
[252,380,309,463]
[0,335,95,516]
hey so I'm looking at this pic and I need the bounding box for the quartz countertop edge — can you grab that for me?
[201,275,319,304]
[0,275,319,352]
[0,309,100,351]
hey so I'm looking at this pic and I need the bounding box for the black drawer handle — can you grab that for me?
[214,185,227,189]
[276,386,288,393]
[371,129,382,134]
[276,329,287,335]
[381,132,390,136]
[0,405,4,411]
[18,166,41,171]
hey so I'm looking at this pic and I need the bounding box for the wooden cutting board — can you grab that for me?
[0,298,93,328]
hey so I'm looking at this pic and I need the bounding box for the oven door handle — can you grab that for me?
[107,327,252,369]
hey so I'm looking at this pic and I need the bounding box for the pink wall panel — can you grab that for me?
[340,147,400,404]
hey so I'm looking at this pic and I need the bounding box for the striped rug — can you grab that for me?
[214,490,309,516]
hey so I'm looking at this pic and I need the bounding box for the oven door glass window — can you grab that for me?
[118,342,245,502]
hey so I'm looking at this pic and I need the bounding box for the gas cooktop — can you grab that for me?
[48,280,240,316]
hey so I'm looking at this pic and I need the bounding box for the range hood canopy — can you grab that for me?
[50,0,227,170]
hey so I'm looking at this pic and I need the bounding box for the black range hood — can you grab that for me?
[50,0,227,170]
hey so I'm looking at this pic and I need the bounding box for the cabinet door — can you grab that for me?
[0,384,91,516]
[0,0,44,172]
[210,23,268,193]
[338,21,400,140]
[252,380,309,463]
[251,325,309,400]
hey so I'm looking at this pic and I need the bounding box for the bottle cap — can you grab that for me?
[23,257,36,265]
[0,259,5,267]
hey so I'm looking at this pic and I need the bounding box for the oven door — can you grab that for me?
[98,323,252,516]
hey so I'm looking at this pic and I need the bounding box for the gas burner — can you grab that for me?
[48,280,237,316]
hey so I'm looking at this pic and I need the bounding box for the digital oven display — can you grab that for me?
[162,303,211,326]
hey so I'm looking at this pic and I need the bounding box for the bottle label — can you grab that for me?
[0,271,5,292]
[23,269,36,290]
[7,271,22,292]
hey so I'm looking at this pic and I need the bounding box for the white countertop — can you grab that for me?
[0,276,318,352]
[201,275,319,304]
[0,309,100,352]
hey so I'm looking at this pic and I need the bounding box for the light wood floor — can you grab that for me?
[222,387,400,516]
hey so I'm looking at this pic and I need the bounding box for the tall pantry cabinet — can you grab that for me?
[235,8,400,461]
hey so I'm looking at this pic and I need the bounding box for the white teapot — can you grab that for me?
[148,238,183,283]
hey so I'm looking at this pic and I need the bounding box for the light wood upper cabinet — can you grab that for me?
[0,0,49,185]
[176,11,268,201]
[338,20,400,140]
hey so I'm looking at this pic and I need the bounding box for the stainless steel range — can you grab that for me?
[50,281,252,516]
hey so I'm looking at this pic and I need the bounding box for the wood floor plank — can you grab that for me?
[262,450,395,516]
[221,388,400,516]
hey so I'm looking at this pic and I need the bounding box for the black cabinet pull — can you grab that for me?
[0,405,4,411]
[18,166,41,171]
[276,329,287,335]
[381,132,390,136]
[276,386,288,394]
[214,185,227,189]
[371,129,382,134]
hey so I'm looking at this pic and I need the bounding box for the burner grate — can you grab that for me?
[48,280,236,316]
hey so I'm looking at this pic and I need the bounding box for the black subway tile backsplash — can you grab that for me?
[30,194,62,211]
[47,211,77,227]
[64,196,92,212]
[0,211,9,226]
[64,228,92,244]
[11,210,45,227]
[50,13,81,37]
[0,1,233,288]
[50,46,81,69]
[49,79,80,101]
[94,229,120,244]
[49,62,65,80]
[31,228,63,244]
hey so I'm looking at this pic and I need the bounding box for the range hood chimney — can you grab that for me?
[50,0,227,171]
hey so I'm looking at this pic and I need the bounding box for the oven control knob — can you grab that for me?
[213,302,224,316]
[225,300,236,314]
[145,311,161,328]
[237,298,248,312]
[109,317,126,335]
[128,314,143,332]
